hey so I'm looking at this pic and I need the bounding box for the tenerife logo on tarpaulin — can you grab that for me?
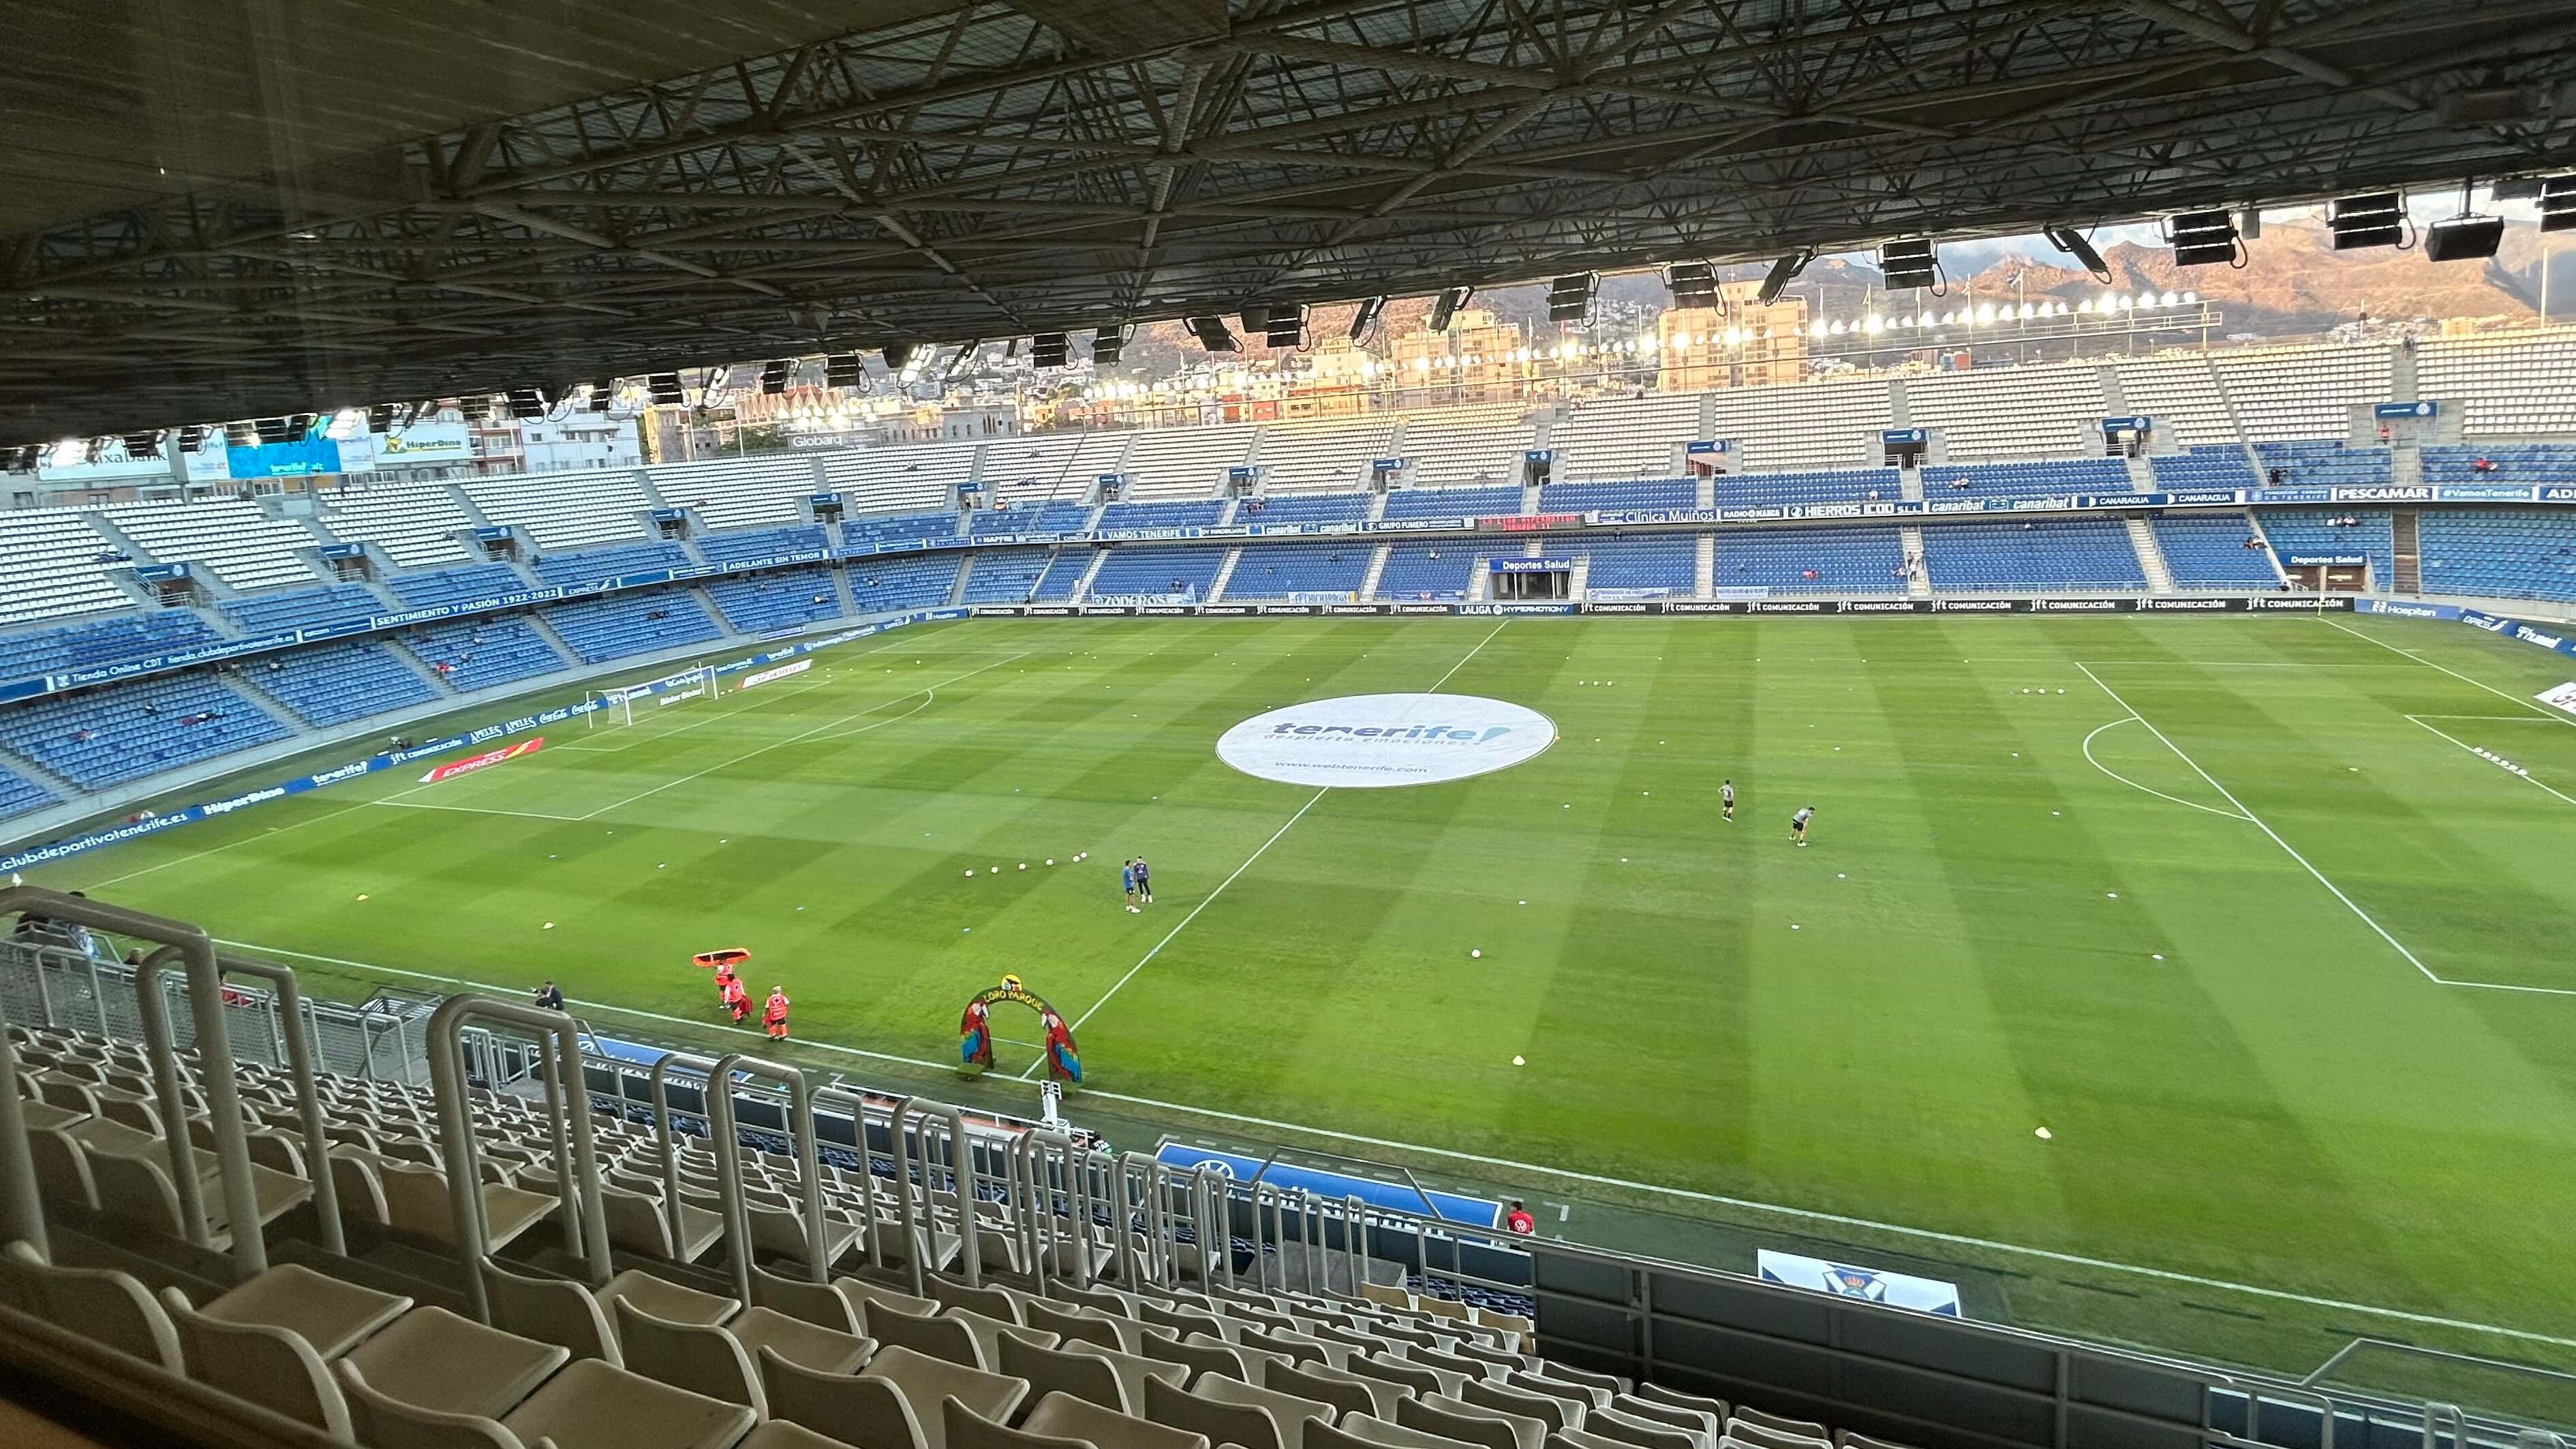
[1758,1250,1963,1316]
[418,737,545,784]
[1216,693,1555,788]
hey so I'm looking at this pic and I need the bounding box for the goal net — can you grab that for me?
[585,662,714,728]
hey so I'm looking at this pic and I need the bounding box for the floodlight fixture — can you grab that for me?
[1756,249,1816,303]
[2041,226,2113,283]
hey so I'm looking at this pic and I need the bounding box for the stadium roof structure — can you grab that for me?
[7,0,2576,440]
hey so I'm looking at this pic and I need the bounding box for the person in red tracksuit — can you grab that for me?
[722,975,750,1024]
[763,986,791,1040]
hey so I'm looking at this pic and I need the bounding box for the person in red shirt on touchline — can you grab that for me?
[763,986,791,1040]
[1505,1200,1536,1234]
[722,974,750,1024]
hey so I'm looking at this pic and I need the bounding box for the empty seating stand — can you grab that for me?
[463,469,655,551]
[1921,457,2130,498]
[313,479,479,567]
[402,617,566,692]
[1539,481,1695,513]
[1921,519,2145,592]
[843,513,962,553]
[1381,487,1520,522]
[649,456,821,530]
[847,554,964,613]
[705,569,848,632]
[1032,551,1095,602]
[1375,543,1476,600]
[0,763,59,821]
[532,543,694,588]
[1240,493,1370,526]
[972,502,1091,536]
[1087,547,1227,598]
[102,499,324,593]
[1576,536,1696,595]
[2250,508,2395,583]
[1124,425,1254,498]
[0,510,134,625]
[2415,508,2576,602]
[2148,447,2258,492]
[1550,394,1703,481]
[0,611,226,684]
[1711,527,1905,594]
[2250,441,2391,489]
[542,593,724,665]
[819,442,977,517]
[1223,542,1371,600]
[697,527,830,568]
[221,583,390,635]
[2149,515,2280,590]
[0,673,290,789]
[1259,418,1399,494]
[388,564,536,611]
[246,640,438,727]
[2420,443,2576,484]
[1097,500,1225,532]
[1713,469,1895,509]
[2415,332,2576,436]
[961,549,1053,604]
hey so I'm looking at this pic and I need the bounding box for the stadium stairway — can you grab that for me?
[2123,517,2177,594]
[1071,549,1110,603]
[1206,547,1243,603]
[1694,534,1715,597]
[1899,528,1929,599]
[1359,544,1392,601]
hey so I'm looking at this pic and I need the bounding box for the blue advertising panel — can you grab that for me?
[226,431,342,478]
[1154,1142,1501,1227]
[2373,401,2438,419]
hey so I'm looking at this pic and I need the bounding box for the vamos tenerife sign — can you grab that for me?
[1216,693,1556,789]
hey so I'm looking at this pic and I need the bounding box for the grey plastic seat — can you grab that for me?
[382,1160,557,1251]
[760,1346,929,1449]
[940,1395,1088,1449]
[930,1276,1023,1324]
[1730,1413,1828,1446]
[480,1256,622,1365]
[730,1306,874,1375]
[999,1332,1133,1412]
[1196,1367,1338,1449]
[162,1285,355,1437]
[599,1267,741,1328]
[1634,1388,1725,1424]
[1337,1415,1484,1449]
[1613,1398,1716,1448]
[752,1264,865,1334]
[3,1241,183,1371]
[1142,1371,1284,1449]
[1171,1330,1283,1384]
[1061,1339,1188,1419]
[192,1262,412,1358]
[23,1127,97,1208]
[863,1346,1032,1449]
[1462,1379,1578,1433]
[874,1299,992,1368]
[838,1277,941,1330]
[1354,1354,1450,1399]
[1511,1373,1610,1413]
[605,1184,726,1263]
[341,1307,570,1420]
[1022,1390,1212,1449]
[614,1297,768,1414]
[1272,1360,1400,1420]
[503,1358,758,1449]
[1583,1408,1695,1449]
[946,1305,1059,1373]
[1407,1394,1544,1449]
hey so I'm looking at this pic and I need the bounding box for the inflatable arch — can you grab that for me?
[959,977,1082,1087]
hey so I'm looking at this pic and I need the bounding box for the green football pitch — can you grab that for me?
[31,613,2576,1390]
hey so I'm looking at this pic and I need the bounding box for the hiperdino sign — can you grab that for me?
[1216,693,1556,789]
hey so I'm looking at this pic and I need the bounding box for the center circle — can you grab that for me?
[1216,692,1558,789]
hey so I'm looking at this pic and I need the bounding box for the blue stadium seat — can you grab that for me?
[0,675,290,789]
[1375,543,1475,600]
[2252,508,2393,583]
[1032,550,1095,601]
[695,525,828,566]
[220,583,386,635]
[1921,457,2131,498]
[2420,443,2576,484]
[1381,486,1520,521]
[1096,499,1225,531]
[970,502,1092,535]
[1223,542,1371,599]
[245,640,437,727]
[1086,546,1227,597]
[2151,515,2281,589]
[703,567,846,632]
[1577,535,1696,594]
[1711,527,1905,593]
[0,612,226,683]
[960,548,1053,604]
[2149,446,2259,492]
[0,764,57,821]
[400,616,565,692]
[1712,468,1898,508]
[841,512,960,551]
[1240,492,1369,525]
[529,542,692,587]
[386,564,533,610]
[1922,519,2144,591]
[2415,507,2576,601]
[846,554,962,613]
[1538,479,1696,513]
[541,592,724,664]
[2252,440,2392,488]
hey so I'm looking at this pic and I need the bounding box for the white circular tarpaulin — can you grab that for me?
[1216,693,1557,789]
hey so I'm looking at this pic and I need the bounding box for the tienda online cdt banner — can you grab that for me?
[418,738,544,784]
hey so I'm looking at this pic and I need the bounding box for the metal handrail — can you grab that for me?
[116,919,262,1274]
[705,1051,827,1305]
[0,963,45,1257]
[426,994,610,1320]
[205,949,346,1255]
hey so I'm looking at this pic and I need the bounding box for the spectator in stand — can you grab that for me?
[2472,456,2498,474]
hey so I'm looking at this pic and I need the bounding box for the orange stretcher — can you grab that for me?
[692,948,753,971]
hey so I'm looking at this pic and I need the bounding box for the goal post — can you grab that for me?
[583,661,715,728]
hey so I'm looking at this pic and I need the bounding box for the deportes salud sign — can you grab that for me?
[1216,693,1555,789]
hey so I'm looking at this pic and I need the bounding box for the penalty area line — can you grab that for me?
[215,934,2576,1352]
[2074,662,2444,987]
[2323,617,2576,729]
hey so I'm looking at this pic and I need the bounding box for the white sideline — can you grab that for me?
[2402,715,2576,809]
[209,932,2576,1353]
[1041,617,1518,1061]
[574,650,1034,819]
[2325,617,2576,729]
[2076,662,2473,993]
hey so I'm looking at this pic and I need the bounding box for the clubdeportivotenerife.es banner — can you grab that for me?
[0,609,967,874]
